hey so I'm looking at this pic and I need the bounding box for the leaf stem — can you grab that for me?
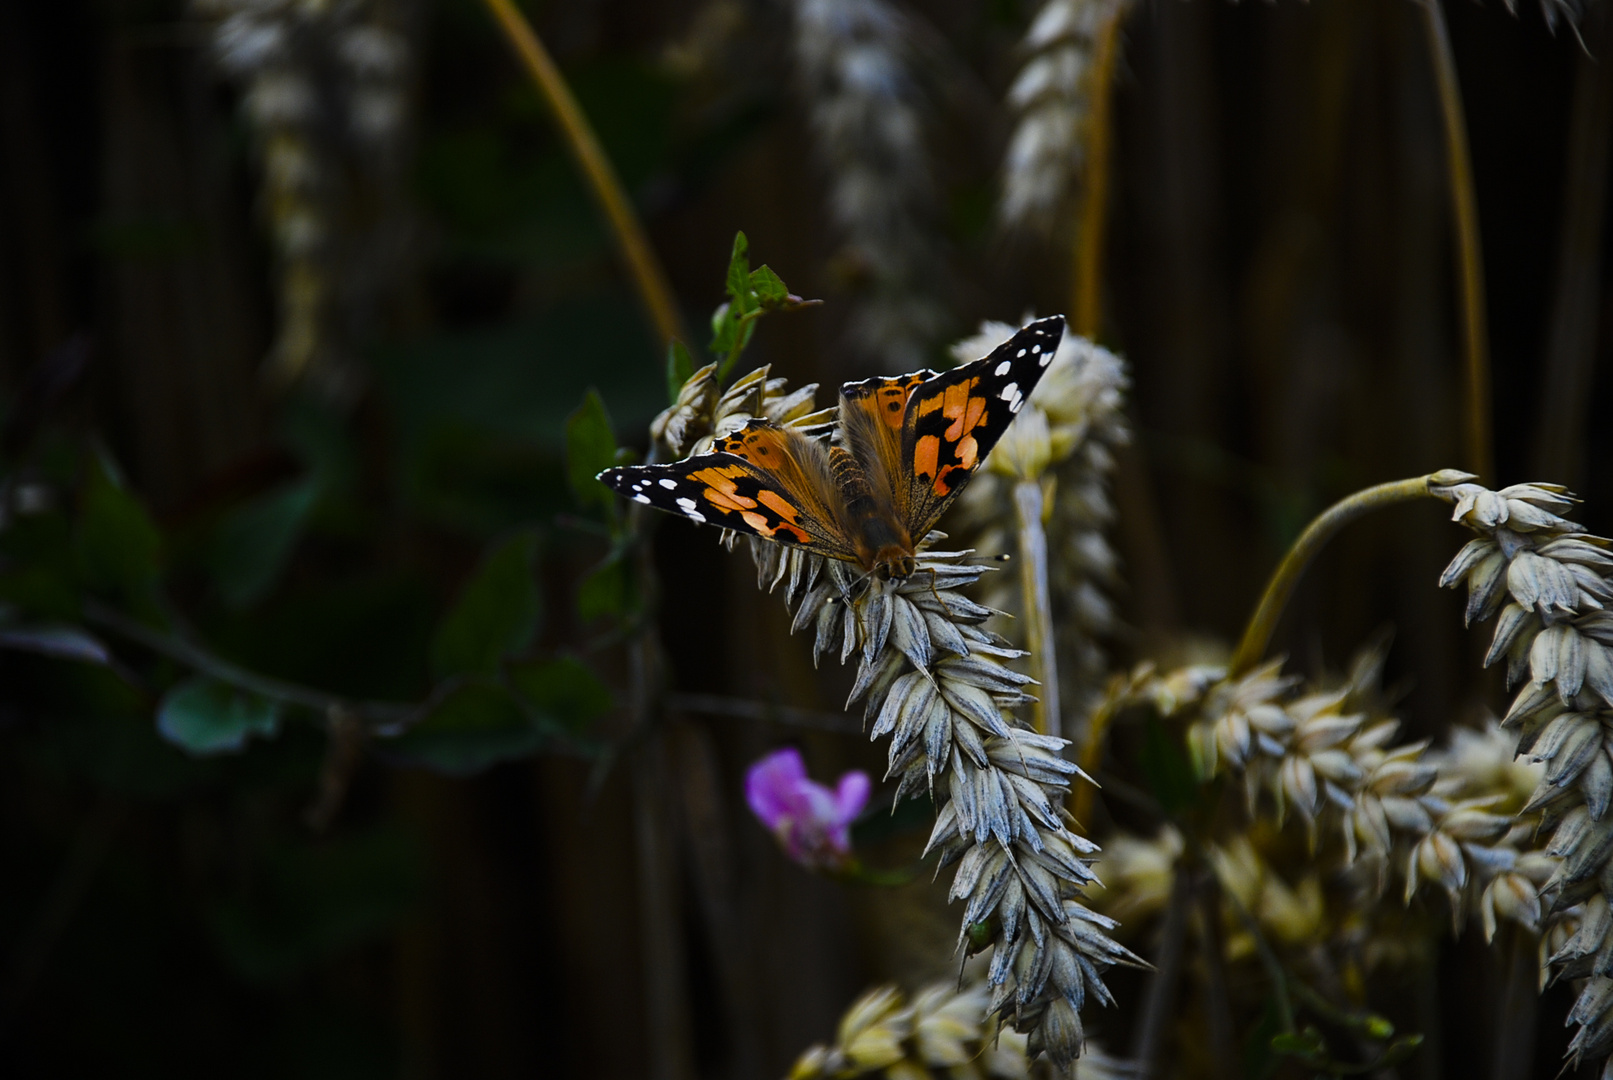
[1072,3,1125,337]
[479,0,687,349]
[1228,475,1439,677]
[1421,0,1492,482]
[83,601,418,725]
[1014,479,1061,739]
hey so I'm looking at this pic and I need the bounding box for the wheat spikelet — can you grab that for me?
[195,0,410,387]
[788,0,943,371]
[1000,0,1134,232]
[1429,475,1613,1072]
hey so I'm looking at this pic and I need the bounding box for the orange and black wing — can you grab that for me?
[597,421,859,561]
[899,316,1065,537]
[837,369,933,523]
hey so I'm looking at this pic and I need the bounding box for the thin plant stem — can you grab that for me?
[1129,861,1193,1078]
[1014,479,1061,739]
[1072,5,1124,337]
[1421,0,1492,482]
[664,691,863,733]
[84,600,418,725]
[1534,1,1613,488]
[1072,672,1125,826]
[1228,475,1438,677]
[480,0,687,349]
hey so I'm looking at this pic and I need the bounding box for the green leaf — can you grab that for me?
[207,828,422,982]
[509,655,612,735]
[666,339,694,403]
[747,263,789,306]
[565,390,618,513]
[386,682,541,774]
[209,477,320,608]
[156,676,282,756]
[430,529,541,679]
[1140,715,1200,816]
[1269,1032,1324,1058]
[75,453,160,593]
[578,553,627,620]
[724,230,752,313]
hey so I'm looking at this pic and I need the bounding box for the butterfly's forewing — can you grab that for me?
[598,421,860,561]
[899,316,1065,537]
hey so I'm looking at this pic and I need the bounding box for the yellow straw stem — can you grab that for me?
[1072,6,1125,338]
[481,0,688,349]
[1421,0,1493,483]
[1228,476,1440,677]
[1014,479,1061,739]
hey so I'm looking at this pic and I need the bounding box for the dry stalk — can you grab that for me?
[480,0,687,349]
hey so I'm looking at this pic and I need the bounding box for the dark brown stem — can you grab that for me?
[664,691,862,733]
[1072,4,1125,337]
[1420,0,1493,482]
[1533,1,1613,488]
[1196,870,1237,1080]
[1130,862,1192,1079]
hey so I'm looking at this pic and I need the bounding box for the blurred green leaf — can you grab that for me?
[386,682,541,775]
[430,529,541,679]
[1270,1029,1326,1058]
[75,453,160,594]
[578,553,627,621]
[666,339,694,403]
[209,478,320,609]
[208,828,422,983]
[157,677,282,756]
[725,230,752,315]
[1140,715,1200,816]
[565,390,618,514]
[509,655,612,735]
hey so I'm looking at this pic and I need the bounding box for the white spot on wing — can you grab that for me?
[1010,397,1023,413]
[1017,348,1026,358]
[994,360,1012,376]
[999,382,1019,402]
[1030,343,1041,354]
[676,497,697,511]
[658,478,678,489]
[634,494,652,504]
[1039,352,1053,367]
[685,509,706,523]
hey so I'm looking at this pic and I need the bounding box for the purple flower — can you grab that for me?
[745,748,871,871]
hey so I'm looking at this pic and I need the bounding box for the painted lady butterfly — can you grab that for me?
[598,317,1065,581]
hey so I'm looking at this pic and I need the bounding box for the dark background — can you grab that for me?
[0,0,1609,1076]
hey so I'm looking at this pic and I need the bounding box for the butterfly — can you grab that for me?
[598,317,1065,581]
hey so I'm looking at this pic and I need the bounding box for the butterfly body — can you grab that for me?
[599,317,1065,580]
